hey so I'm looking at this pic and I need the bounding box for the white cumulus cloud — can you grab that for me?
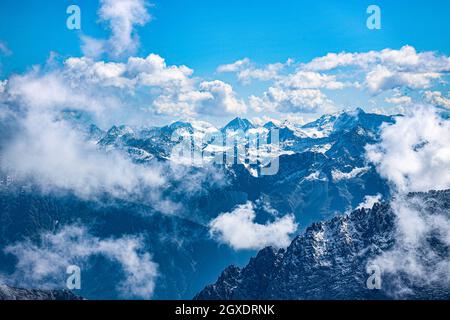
[209,202,297,250]
[366,107,450,193]
[197,80,247,115]
[279,71,346,90]
[251,87,335,114]
[365,65,439,94]
[356,194,382,210]
[424,91,450,109]
[217,58,293,84]
[385,91,412,106]
[303,46,450,94]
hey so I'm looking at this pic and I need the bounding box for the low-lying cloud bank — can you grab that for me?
[3,225,158,299]
[371,194,450,297]
[1,111,166,201]
[366,107,450,297]
[367,107,450,193]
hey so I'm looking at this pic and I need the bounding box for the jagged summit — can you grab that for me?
[98,125,135,146]
[300,108,394,137]
[167,121,194,131]
[263,121,278,130]
[96,109,395,144]
[222,117,254,132]
[195,190,450,300]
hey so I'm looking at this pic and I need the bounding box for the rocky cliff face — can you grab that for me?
[195,190,450,300]
[0,285,83,300]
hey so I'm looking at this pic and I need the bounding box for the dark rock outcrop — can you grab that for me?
[196,190,450,300]
[0,285,83,300]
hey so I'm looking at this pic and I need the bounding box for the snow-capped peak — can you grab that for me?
[222,117,254,132]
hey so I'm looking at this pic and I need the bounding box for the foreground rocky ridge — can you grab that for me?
[195,190,450,300]
[0,285,83,300]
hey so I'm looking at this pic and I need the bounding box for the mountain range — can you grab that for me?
[0,108,405,299]
[82,108,395,226]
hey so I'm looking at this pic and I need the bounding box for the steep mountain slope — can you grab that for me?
[195,190,450,300]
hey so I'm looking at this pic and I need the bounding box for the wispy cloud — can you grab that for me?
[217,58,250,73]
[366,107,450,297]
[81,0,151,59]
[217,58,293,84]
[249,87,337,114]
[0,41,12,56]
[4,225,158,299]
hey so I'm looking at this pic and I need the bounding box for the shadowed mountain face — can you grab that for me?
[0,285,82,300]
[195,190,450,300]
[222,117,255,132]
[0,109,398,299]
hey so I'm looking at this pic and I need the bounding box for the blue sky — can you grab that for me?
[1,0,450,73]
[1,0,449,126]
